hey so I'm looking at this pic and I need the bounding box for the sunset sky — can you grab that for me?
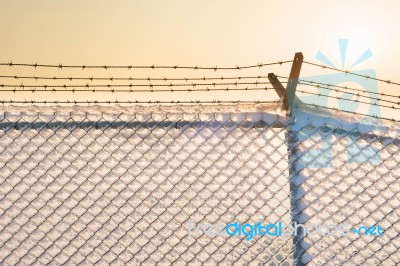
[0,1,399,118]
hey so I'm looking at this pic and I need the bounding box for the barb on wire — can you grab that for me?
[304,61,400,87]
[0,60,292,70]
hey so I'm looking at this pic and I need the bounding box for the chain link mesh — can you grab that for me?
[290,108,400,265]
[0,105,398,265]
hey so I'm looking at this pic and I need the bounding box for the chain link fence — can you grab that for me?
[290,107,400,265]
[0,104,398,265]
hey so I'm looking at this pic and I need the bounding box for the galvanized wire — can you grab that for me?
[0,61,292,70]
[0,105,398,266]
[304,60,400,87]
[0,109,294,265]
[0,75,271,82]
[0,81,271,89]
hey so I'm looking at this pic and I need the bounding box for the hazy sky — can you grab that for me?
[0,1,399,117]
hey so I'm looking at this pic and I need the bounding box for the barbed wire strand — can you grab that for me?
[301,102,400,123]
[297,83,400,106]
[0,87,273,93]
[0,75,271,82]
[304,60,400,86]
[0,81,271,89]
[276,75,400,100]
[297,89,400,111]
[0,60,292,70]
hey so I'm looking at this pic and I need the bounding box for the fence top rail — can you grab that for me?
[0,103,292,128]
[0,102,283,114]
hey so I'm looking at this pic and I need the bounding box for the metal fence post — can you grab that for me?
[269,52,303,264]
[287,53,303,265]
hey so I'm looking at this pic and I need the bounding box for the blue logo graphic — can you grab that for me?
[187,219,384,241]
[297,39,381,168]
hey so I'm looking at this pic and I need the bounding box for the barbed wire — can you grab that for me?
[276,75,400,100]
[304,61,400,86]
[0,75,270,82]
[0,60,292,70]
[301,102,400,123]
[0,86,272,93]
[0,58,398,266]
[296,89,400,111]
[0,100,281,105]
[0,81,271,89]
[297,82,400,106]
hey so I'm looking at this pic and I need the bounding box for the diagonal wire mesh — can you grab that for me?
[289,106,400,266]
[0,104,398,266]
[0,105,294,265]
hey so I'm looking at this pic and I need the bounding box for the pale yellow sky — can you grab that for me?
[0,1,399,118]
